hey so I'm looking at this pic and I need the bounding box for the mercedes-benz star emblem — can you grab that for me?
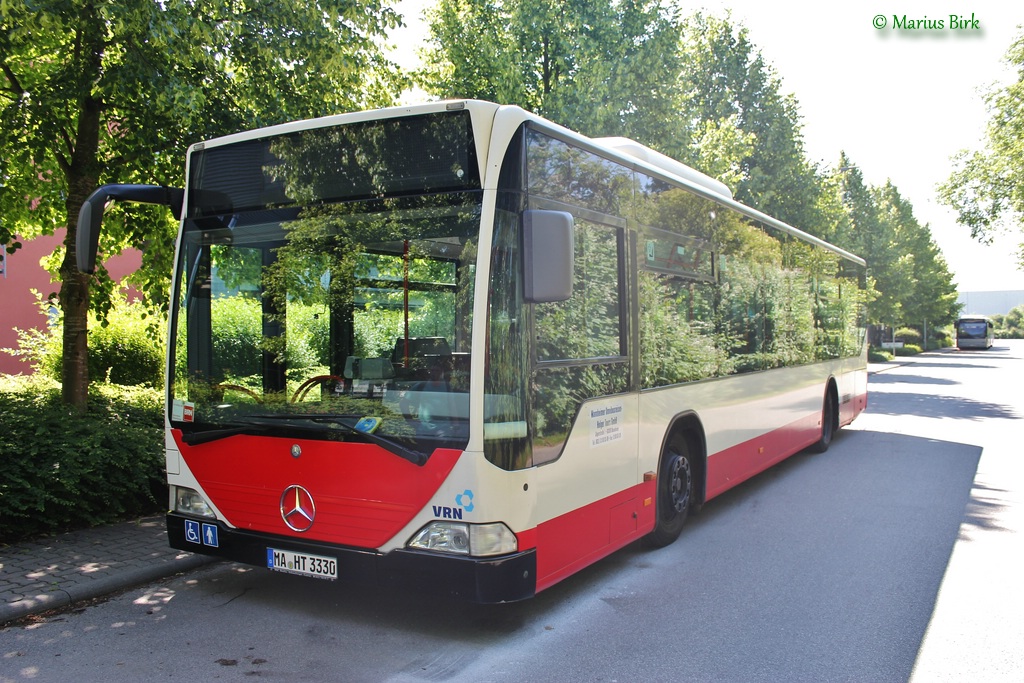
[280,485,316,532]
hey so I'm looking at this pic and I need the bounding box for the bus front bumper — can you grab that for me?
[166,513,537,603]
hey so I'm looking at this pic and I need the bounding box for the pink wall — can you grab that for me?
[0,230,142,375]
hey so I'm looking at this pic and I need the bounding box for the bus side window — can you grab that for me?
[531,219,628,464]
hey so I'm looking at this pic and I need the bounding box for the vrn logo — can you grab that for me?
[433,489,475,519]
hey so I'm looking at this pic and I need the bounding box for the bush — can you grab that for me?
[994,304,1024,338]
[895,327,922,345]
[4,292,165,388]
[868,348,893,363]
[893,343,923,356]
[90,305,165,387]
[930,331,953,349]
[0,376,165,543]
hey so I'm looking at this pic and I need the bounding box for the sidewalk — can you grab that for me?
[0,515,216,625]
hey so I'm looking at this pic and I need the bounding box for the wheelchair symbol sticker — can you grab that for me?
[185,519,219,547]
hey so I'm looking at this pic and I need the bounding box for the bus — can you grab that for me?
[956,315,994,349]
[77,100,867,602]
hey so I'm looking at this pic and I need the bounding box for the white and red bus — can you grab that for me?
[78,101,867,602]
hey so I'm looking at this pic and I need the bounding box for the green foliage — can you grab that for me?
[1,0,404,408]
[2,291,63,378]
[420,0,684,142]
[0,376,164,543]
[90,302,165,387]
[875,183,960,327]
[355,304,404,358]
[894,343,923,356]
[5,292,165,387]
[421,5,959,337]
[639,275,732,385]
[868,348,894,363]
[285,302,332,369]
[675,15,959,334]
[676,13,825,234]
[994,304,1024,338]
[939,30,1024,264]
[209,296,263,379]
[818,161,959,330]
[930,330,954,349]
[895,327,922,344]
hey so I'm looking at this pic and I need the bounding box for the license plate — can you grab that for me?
[266,547,338,580]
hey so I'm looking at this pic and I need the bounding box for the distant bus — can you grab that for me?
[956,316,994,349]
[77,100,867,602]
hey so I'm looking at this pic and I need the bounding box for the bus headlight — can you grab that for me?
[408,521,518,557]
[172,486,216,518]
[470,523,519,556]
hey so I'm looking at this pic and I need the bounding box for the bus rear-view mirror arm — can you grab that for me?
[77,184,184,274]
[522,209,574,303]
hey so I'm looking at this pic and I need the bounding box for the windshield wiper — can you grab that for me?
[305,415,429,466]
[180,423,271,446]
[239,414,429,466]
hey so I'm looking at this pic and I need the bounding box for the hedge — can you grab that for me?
[0,376,165,543]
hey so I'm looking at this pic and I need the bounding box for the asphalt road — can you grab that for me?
[2,342,1021,682]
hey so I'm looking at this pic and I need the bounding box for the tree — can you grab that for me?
[422,3,962,340]
[874,182,960,333]
[418,0,525,105]
[421,6,827,215]
[419,0,683,142]
[816,155,902,329]
[999,304,1024,338]
[939,31,1024,269]
[821,156,959,335]
[675,13,826,234]
[0,0,402,409]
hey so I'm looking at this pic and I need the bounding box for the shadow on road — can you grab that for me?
[137,426,985,683]
[867,385,1020,420]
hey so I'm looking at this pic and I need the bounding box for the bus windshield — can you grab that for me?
[168,112,482,457]
[957,321,989,338]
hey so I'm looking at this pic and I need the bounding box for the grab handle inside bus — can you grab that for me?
[522,209,574,303]
[77,184,184,274]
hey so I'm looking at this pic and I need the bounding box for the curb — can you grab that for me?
[1,514,223,627]
[1,553,218,625]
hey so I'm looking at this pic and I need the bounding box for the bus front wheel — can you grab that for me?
[810,388,838,453]
[645,433,693,548]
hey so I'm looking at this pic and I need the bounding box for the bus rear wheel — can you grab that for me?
[645,433,693,548]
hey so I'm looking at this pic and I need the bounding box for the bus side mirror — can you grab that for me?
[76,184,184,274]
[522,209,574,303]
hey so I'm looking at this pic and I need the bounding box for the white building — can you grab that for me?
[957,291,1024,316]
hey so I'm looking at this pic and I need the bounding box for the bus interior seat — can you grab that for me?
[342,356,395,398]
[344,356,396,381]
[392,337,452,381]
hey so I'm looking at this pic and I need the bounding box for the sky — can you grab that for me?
[389,0,1024,293]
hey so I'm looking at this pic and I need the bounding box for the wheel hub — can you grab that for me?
[667,453,691,513]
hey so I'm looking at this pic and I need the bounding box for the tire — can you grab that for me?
[644,433,694,548]
[810,389,837,453]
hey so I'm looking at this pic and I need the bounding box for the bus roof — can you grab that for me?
[592,136,733,200]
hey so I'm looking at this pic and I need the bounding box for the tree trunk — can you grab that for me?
[61,116,101,408]
[59,246,91,408]
[60,5,105,410]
